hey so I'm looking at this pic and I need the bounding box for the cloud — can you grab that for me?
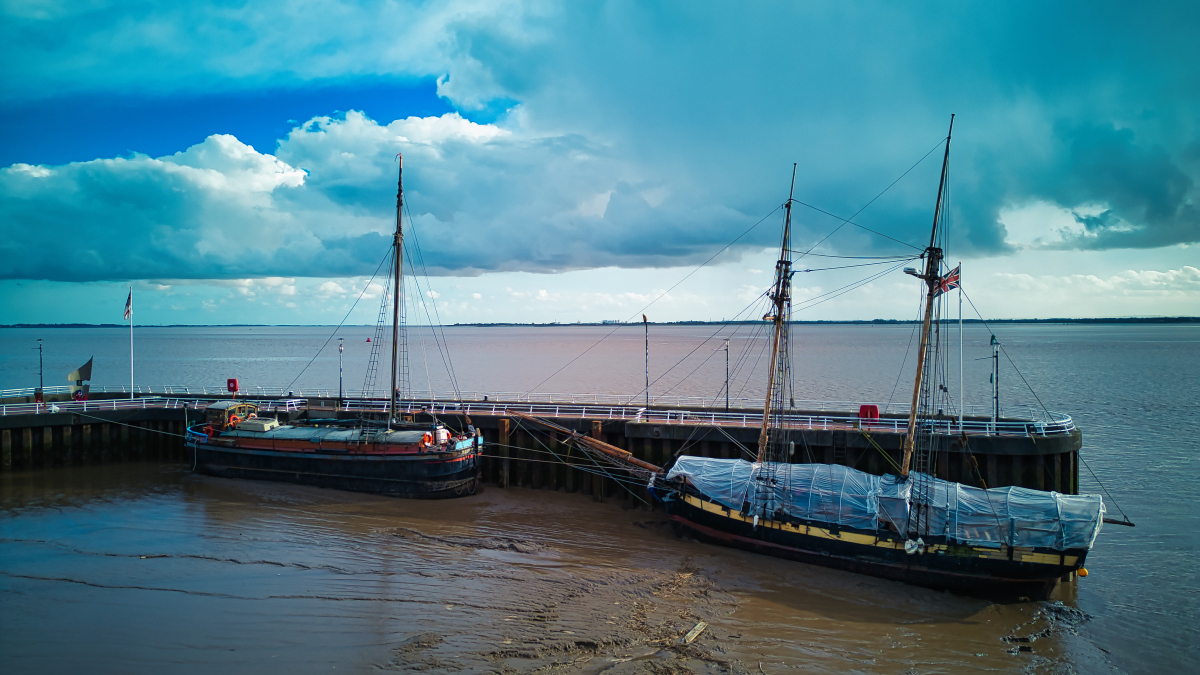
[3,1,1199,287]
[3,110,775,281]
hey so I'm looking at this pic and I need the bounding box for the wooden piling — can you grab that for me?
[499,417,511,489]
[591,421,604,502]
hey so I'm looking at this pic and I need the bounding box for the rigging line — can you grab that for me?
[285,247,392,393]
[793,261,912,312]
[527,203,785,394]
[792,135,946,256]
[785,251,915,259]
[402,201,462,398]
[402,242,460,398]
[625,289,770,405]
[733,323,773,403]
[512,419,651,504]
[884,299,923,413]
[795,257,919,273]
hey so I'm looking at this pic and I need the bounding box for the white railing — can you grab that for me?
[0,385,1066,423]
[0,397,307,417]
[341,398,1075,437]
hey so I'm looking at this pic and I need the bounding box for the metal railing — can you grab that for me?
[0,397,307,417]
[342,398,1075,437]
[0,382,1072,436]
[0,385,1066,423]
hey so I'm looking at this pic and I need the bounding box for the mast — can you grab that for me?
[389,155,404,429]
[900,115,954,477]
[756,164,797,463]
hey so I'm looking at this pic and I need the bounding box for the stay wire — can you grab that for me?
[528,203,785,394]
[792,135,947,257]
[958,287,1131,522]
[402,199,462,398]
[285,247,392,393]
[625,289,770,405]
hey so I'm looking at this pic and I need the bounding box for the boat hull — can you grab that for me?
[665,493,1085,601]
[191,442,481,499]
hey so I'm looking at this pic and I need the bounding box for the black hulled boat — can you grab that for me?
[187,156,482,499]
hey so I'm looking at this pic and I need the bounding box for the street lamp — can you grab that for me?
[338,337,344,409]
[33,338,43,404]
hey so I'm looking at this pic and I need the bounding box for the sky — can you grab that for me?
[1,0,1197,325]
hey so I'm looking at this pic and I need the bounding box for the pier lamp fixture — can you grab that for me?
[338,338,344,408]
[903,267,919,277]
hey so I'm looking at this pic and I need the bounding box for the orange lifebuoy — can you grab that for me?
[422,432,433,446]
[248,412,257,419]
[203,425,214,439]
[229,415,242,427]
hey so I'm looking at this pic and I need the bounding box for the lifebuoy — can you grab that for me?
[422,432,433,446]
[203,425,214,439]
[248,412,257,419]
[229,415,242,427]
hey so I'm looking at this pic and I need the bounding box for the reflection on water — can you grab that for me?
[1,463,1108,674]
[2,323,1197,673]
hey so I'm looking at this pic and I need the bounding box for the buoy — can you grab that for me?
[366,338,371,342]
[1078,568,1089,578]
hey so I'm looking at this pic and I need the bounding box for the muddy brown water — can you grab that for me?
[3,463,1112,674]
[3,323,1197,672]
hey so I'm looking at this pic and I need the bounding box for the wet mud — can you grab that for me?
[0,463,1131,673]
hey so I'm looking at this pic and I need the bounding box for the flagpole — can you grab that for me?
[958,264,963,432]
[129,286,134,400]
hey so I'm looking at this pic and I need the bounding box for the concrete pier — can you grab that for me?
[0,395,1081,504]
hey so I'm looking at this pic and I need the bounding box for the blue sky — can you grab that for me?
[1,0,1197,325]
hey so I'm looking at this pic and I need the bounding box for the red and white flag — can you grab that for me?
[123,289,132,320]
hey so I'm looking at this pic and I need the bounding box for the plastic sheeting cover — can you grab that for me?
[666,456,1104,551]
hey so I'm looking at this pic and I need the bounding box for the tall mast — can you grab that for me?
[756,164,797,463]
[900,115,954,477]
[389,155,404,429]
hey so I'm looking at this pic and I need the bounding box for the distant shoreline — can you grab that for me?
[3,317,1197,329]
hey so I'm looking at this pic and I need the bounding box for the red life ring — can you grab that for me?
[203,425,214,439]
[422,432,433,446]
[229,415,242,427]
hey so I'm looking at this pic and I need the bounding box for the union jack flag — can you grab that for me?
[934,264,961,297]
[123,289,132,320]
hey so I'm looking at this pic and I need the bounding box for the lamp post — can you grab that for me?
[724,338,730,412]
[338,337,344,409]
[33,338,43,404]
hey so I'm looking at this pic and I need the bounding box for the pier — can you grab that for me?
[1,385,1081,498]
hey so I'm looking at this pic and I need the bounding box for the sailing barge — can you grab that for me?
[187,157,482,499]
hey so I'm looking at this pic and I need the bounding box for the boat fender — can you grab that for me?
[229,415,241,427]
[904,539,919,555]
[1078,568,1089,578]
[422,432,433,446]
[752,515,759,529]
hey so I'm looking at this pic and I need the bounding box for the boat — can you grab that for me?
[186,156,483,499]
[520,117,1111,600]
[654,117,1106,599]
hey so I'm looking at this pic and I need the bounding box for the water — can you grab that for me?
[1,323,1197,673]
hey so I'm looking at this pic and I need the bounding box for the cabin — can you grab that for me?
[204,401,259,430]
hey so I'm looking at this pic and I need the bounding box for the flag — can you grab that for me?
[123,289,132,320]
[934,265,961,297]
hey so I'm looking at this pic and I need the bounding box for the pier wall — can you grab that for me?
[1,402,1081,507]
